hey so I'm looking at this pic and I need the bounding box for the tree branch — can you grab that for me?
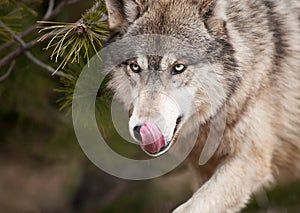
[0,0,81,52]
[25,51,71,78]
[0,21,72,79]
[42,0,55,21]
[0,60,15,82]
[0,0,105,75]
[0,39,38,71]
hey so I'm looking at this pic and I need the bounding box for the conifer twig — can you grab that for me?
[43,0,55,21]
[0,0,108,73]
[0,60,15,82]
[0,0,81,53]
[0,21,72,78]
[0,39,37,71]
[38,0,108,71]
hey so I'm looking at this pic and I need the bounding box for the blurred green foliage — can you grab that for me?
[0,0,42,41]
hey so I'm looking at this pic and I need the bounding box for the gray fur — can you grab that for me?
[105,0,300,212]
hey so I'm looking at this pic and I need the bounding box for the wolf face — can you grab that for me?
[104,0,300,212]
[106,0,237,156]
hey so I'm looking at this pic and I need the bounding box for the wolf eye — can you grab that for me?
[172,64,187,75]
[129,63,142,73]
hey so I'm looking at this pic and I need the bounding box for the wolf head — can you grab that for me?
[105,0,238,156]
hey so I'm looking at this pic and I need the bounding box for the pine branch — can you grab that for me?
[0,0,42,42]
[0,0,109,112]
[33,0,109,111]
[38,0,108,72]
[43,0,55,20]
[0,39,38,71]
[0,0,82,58]
[0,0,108,74]
[0,60,15,82]
[0,20,71,78]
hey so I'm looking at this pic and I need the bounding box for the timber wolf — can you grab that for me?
[104,0,300,212]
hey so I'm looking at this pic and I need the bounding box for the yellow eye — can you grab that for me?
[129,63,141,73]
[172,64,187,75]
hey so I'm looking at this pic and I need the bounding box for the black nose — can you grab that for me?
[133,125,142,142]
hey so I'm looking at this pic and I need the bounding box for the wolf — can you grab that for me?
[104,0,300,212]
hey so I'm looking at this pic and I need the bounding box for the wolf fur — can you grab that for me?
[104,0,300,212]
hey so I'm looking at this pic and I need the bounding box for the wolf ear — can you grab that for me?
[194,0,217,16]
[195,0,227,38]
[105,0,146,35]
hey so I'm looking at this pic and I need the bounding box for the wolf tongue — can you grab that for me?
[140,122,166,154]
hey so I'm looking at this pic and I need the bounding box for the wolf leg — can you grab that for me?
[173,148,274,213]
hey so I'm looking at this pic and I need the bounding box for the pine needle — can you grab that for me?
[38,0,109,73]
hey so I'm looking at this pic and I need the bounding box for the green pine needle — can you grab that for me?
[38,0,109,112]
[38,0,109,73]
[54,69,79,113]
[0,0,41,42]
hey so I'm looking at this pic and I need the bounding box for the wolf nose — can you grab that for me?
[133,125,142,142]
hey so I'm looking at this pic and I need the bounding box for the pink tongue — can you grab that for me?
[140,121,166,154]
